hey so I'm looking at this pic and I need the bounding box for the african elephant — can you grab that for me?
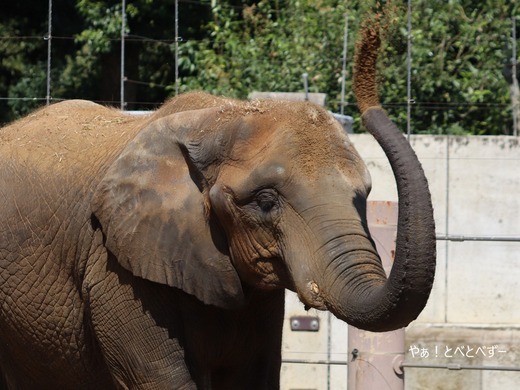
[0,23,435,390]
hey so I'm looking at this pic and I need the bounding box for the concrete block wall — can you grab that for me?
[281,135,520,389]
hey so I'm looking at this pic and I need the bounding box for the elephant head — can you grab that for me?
[91,25,435,333]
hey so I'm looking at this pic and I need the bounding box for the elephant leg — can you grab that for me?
[0,368,7,390]
[211,351,282,390]
[194,290,285,390]
[84,253,198,389]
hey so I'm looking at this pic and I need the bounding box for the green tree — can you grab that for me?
[1,2,53,121]
[179,0,358,111]
[180,0,519,135]
[0,0,213,123]
[1,0,519,134]
[380,0,518,135]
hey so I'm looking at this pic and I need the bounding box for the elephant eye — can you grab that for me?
[255,189,278,213]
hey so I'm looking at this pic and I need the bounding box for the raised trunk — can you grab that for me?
[325,109,436,332]
[324,17,437,332]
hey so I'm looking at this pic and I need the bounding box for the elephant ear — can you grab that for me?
[91,108,245,309]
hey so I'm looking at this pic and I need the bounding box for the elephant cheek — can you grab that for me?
[208,184,288,289]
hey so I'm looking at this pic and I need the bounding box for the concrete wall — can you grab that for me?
[281,135,520,390]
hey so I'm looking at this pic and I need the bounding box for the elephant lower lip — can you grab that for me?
[297,282,326,311]
[299,296,327,311]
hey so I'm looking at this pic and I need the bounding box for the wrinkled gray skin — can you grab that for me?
[0,80,435,389]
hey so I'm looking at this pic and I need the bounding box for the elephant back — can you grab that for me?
[1,101,147,172]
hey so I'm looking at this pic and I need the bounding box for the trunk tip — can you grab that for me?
[353,16,382,114]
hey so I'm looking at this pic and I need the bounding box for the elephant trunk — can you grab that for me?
[321,17,436,332]
[321,109,436,332]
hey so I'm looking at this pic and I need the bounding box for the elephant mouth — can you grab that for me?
[242,255,327,312]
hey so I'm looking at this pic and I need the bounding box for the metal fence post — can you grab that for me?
[511,16,519,137]
[120,0,126,110]
[348,201,404,390]
[46,0,52,105]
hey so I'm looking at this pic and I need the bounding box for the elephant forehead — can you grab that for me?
[276,122,360,179]
[230,101,362,179]
[248,162,288,185]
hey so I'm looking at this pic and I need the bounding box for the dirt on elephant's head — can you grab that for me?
[159,92,348,179]
[235,99,352,180]
[265,101,346,179]
[151,91,243,120]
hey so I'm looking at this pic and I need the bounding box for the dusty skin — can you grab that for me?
[0,18,435,390]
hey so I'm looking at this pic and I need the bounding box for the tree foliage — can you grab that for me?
[0,0,208,122]
[0,0,518,135]
[379,0,519,135]
[180,0,351,108]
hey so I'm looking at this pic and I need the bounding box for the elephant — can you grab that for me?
[0,22,435,390]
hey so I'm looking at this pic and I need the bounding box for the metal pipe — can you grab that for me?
[282,360,520,372]
[326,311,331,390]
[120,0,126,110]
[444,133,451,324]
[340,13,348,116]
[348,202,404,390]
[282,359,347,366]
[511,16,519,137]
[46,0,52,105]
[406,0,412,140]
[302,73,309,101]
[436,235,520,242]
[402,362,520,372]
[174,0,179,96]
